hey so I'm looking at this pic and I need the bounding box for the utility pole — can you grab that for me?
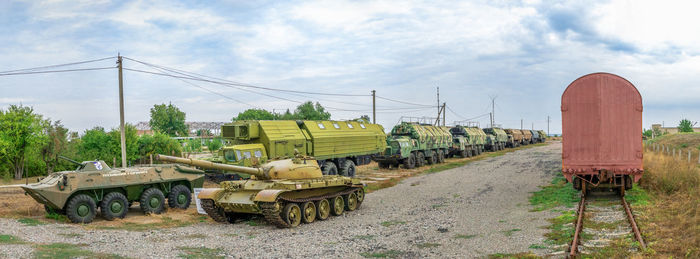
[436,87,440,126]
[547,116,550,136]
[442,102,446,127]
[371,90,376,124]
[532,122,534,130]
[521,119,523,130]
[117,54,127,168]
[490,112,493,128]
[489,95,497,127]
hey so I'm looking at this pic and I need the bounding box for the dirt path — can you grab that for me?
[0,143,562,258]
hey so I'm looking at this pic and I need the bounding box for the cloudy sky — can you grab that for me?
[1,0,699,134]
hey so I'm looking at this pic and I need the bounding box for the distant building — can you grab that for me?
[651,123,700,135]
[133,121,227,137]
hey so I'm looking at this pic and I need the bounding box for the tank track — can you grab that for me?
[260,187,362,228]
[201,199,229,223]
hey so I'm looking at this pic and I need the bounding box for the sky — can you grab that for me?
[1,0,700,134]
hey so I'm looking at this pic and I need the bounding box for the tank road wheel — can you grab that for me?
[282,203,302,227]
[167,185,192,209]
[416,152,425,167]
[437,150,445,163]
[344,193,358,211]
[66,194,97,224]
[100,192,129,221]
[301,201,316,224]
[322,162,338,175]
[139,188,165,215]
[330,196,345,216]
[355,188,365,207]
[316,199,331,220]
[402,153,416,169]
[341,160,357,177]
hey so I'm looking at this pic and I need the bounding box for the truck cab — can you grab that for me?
[221,143,269,167]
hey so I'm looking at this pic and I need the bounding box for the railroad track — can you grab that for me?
[568,191,645,258]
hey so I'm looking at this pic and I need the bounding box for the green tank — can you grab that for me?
[19,157,205,223]
[448,125,486,157]
[373,122,452,169]
[218,120,386,177]
[156,154,365,228]
[483,127,508,151]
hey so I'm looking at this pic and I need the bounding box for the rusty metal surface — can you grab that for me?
[561,73,643,182]
[570,195,586,257]
[622,196,646,249]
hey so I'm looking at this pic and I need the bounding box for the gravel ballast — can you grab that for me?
[0,143,562,258]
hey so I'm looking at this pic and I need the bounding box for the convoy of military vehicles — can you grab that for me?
[14,119,545,226]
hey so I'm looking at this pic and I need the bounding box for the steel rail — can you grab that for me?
[569,194,586,257]
[622,196,646,250]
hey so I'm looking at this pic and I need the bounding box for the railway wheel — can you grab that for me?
[315,199,331,220]
[344,193,358,211]
[330,196,344,216]
[416,152,425,167]
[300,201,316,224]
[66,194,97,224]
[341,160,356,177]
[402,153,416,169]
[139,188,165,215]
[322,162,338,175]
[100,192,128,221]
[437,150,445,163]
[282,203,302,227]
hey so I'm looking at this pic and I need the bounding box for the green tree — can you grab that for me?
[293,101,331,120]
[233,108,277,121]
[78,127,115,163]
[107,124,139,165]
[206,137,223,153]
[182,138,202,153]
[149,103,189,136]
[137,131,182,159]
[40,120,69,174]
[0,105,48,179]
[642,129,652,138]
[678,119,696,133]
[196,129,212,136]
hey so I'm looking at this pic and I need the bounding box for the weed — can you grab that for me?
[415,243,441,248]
[454,234,477,239]
[359,249,403,258]
[488,252,539,259]
[45,212,69,222]
[543,210,576,245]
[431,203,446,209]
[33,243,124,259]
[380,220,406,227]
[528,244,547,249]
[0,235,24,244]
[245,220,259,226]
[498,220,506,223]
[529,175,580,211]
[57,233,83,238]
[18,218,45,226]
[353,235,375,240]
[177,246,225,259]
[501,228,521,236]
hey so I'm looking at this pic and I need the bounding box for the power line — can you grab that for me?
[122,57,369,97]
[375,95,433,107]
[0,67,116,76]
[0,56,116,74]
[445,105,466,120]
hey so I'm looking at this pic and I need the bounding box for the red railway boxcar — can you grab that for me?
[561,72,643,194]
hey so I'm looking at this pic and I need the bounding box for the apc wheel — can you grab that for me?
[282,203,302,227]
[344,193,358,211]
[330,196,344,216]
[66,194,96,223]
[437,150,445,163]
[341,160,356,177]
[44,205,65,215]
[322,162,338,175]
[167,185,192,209]
[316,199,331,220]
[139,188,165,214]
[402,153,416,169]
[301,201,316,224]
[416,152,425,167]
[100,192,128,221]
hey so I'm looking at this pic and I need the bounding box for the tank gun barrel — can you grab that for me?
[155,154,265,178]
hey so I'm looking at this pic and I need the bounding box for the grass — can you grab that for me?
[415,242,441,248]
[454,234,477,239]
[528,244,547,249]
[501,228,521,236]
[529,175,580,212]
[487,252,539,259]
[45,212,69,222]
[0,234,24,244]
[431,203,446,209]
[543,210,576,245]
[33,243,124,259]
[91,216,191,231]
[57,233,83,238]
[17,218,46,226]
[177,246,225,259]
[380,220,406,227]
[359,250,403,258]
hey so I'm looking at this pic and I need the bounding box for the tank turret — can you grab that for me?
[155,154,322,180]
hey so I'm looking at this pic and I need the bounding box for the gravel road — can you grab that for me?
[0,143,562,258]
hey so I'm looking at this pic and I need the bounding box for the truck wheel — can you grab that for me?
[378,161,389,169]
[403,153,416,169]
[66,194,96,224]
[460,150,468,158]
[341,160,356,177]
[426,152,436,165]
[437,150,445,163]
[167,185,192,209]
[416,152,425,167]
[100,192,129,221]
[139,188,165,214]
[322,162,338,175]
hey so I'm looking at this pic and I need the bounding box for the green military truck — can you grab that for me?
[218,120,386,177]
[448,125,486,157]
[374,122,452,169]
[503,129,523,148]
[483,127,508,151]
[537,130,547,143]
